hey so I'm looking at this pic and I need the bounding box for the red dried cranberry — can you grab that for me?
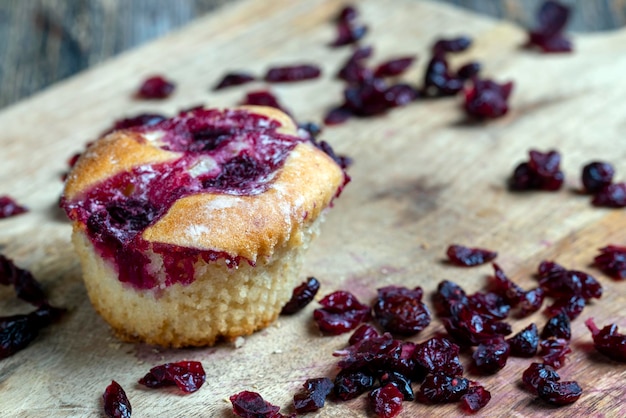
[537,380,582,405]
[594,245,626,279]
[412,336,464,377]
[446,244,497,267]
[281,277,320,315]
[541,311,571,340]
[592,183,626,207]
[344,77,390,116]
[416,373,469,404]
[489,263,523,305]
[456,61,481,80]
[432,280,468,317]
[369,383,404,418]
[313,291,371,335]
[517,287,545,317]
[472,337,510,374]
[522,362,560,393]
[0,196,28,219]
[138,361,205,393]
[337,46,374,83]
[349,324,381,345]
[334,369,375,400]
[507,323,539,357]
[422,54,464,97]
[230,391,281,417]
[241,90,290,114]
[539,338,571,369]
[460,385,491,413]
[0,304,65,359]
[373,285,430,336]
[443,303,511,347]
[384,84,419,107]
[329,5,367,47]
[135,75,175,99]
[432,36,472,54]
[581,161,614,193]
[103,381,131,418]
[526,1,573,53]
[335,333,404,374]
[585,318,626,362]
[324,106,352,125]
[509,150,564,191]
[379,370,414,401]
[0,254,47,306]
[293,377,333,413]
[264,65,321,83]
[213,72,256,90]
[373,56,415,78]
[464,78,514,119]
[468,292,510,320]
[545,295,586,320]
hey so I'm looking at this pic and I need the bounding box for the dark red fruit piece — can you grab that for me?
[293,377,334,413]
[373,285,430,335]
[464,78,514,119]
[103,381,131,418]
[329,6,368,48]
[456,61,481,80]
[373,56,415,78]
[412,336,464,377]
[105,113,167,135]
[432,36,472,54]
[468,292,510,320]
[230,391,280,417]
[369,383,404,418]
[507,323,539,357]
[460,385,491,413]
[446,244,497,267]
[522,362,560,393]
[313,291,371,335]
[592,183,626,207]
[337,46,374,83]
[472,337,510,374]
[537,261,602,316]
[432,280,468,317]
[384,84,419,107]
[334,333,410,376]
[585,318,626,362]
[545,295,586,321]
[336,5,357,22]
[422,54,464,97]
[138,361,205,393]
[264,65,322,83]
[379,370,414,401]
[416,373,469,404]
[324,106,352,125]
[241,90,289,114]
[489,263,523,305]
[348,324,381,345]
[281,277,320,315]
[509,150,564,191]
[517,287,545,317]
[344,77,391,116]
[298,121,323,140]
[527,1,573,53]
[541,311,571,340]
[213,72,256,90]
[443,304,512,347]
[582,161,614,193]
[334,369,375,401]
[539,338,571,369]
[0,304,64,359]
[135,75,175,99]
[0,254,47,306]
[594,245,626,280]
[537,380,582,405]
[0,196,28,219]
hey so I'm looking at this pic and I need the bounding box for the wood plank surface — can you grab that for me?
[1,0,626,416]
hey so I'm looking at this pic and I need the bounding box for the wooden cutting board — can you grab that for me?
[2,0,626,416]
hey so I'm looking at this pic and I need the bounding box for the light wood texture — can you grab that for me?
[1,0,626,416]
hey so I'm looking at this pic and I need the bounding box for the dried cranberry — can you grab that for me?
[460,385,491,413]
[468,292,510,320]
[416,373,469,404]
[541,311,571,340]
[230,391,281,417]
[334,369,375,400]
[373,285,430,335]
[281,277,320,315]
[337,46,374,83]
[0,305,63,359]
[335,333,407,376]
[0,196,28,219]
[313,291,371,335]
[489,263,523,305]
[0,254,47,306]
[507,323,540,357]
[213,72,256,90]
[384,84,419,107]
[432,280,468,317]
[412,336,464,377]
[539,338,571,369]
[457,61,481,80]
[443,304,511,346]
[545,295,586,320]
[522,362,560,393]
[594,245,626,280]
[585,318,626,362]
[537,380,582,405]
[379,370,414,401]
[526,1,573,53]
[344,77,391,116]
[329,5,367,47]
[472,337,510,374]
[293,377,333,413]
[138,361,205,393]
[432,36,472,54]
[446,244,497,267]
[264,64,321,84]
[464,78,514,119]
[509,150,564,191]
[241,90,289,114]
[324,106,352,125]
[103,381,131,418]
[349,324,381,345]
[135,75,175,99]
[373,57,415,78]
[517,287,545,317]
[369,383,404,418]
[581,161,614,193]
[422,54,464,97]
[592,183,626,207]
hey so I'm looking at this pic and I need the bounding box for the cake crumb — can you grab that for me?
[234,336,246,348]
[108,343,121,350]
[272,349,283,354]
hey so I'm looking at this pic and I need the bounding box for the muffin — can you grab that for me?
[62,106,347,347]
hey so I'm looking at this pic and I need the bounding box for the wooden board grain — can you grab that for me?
[1,0,626,416]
